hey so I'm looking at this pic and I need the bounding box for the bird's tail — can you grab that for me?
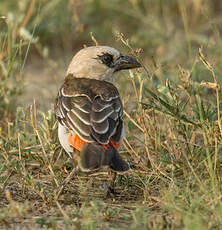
[79,143,129,172]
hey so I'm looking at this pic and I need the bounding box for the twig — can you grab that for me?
[199,48,222,138]
[56,167,77,199]
[20,0,36,29]
[123,110,144,132]
[55,200,71,222]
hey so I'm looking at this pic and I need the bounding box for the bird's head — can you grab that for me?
[66,46,141,82]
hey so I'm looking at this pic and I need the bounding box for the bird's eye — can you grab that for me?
[98,53,113,67]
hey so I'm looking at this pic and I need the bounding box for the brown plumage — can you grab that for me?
[55,46,141,195]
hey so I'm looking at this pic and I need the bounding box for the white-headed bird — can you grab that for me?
[55,46,141,194]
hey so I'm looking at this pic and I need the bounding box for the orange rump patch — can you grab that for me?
[68,133,121,151]
[68,133,87,151]
[110,139,120,149]
[102,139,120,150]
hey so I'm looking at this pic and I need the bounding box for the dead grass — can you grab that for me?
[1,0,222,229]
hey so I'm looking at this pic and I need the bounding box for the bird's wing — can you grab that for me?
[55,75,123,145]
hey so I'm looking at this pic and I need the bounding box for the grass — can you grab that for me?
[1,0,222,229]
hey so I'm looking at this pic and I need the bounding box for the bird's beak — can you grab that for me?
[114,54,141,72]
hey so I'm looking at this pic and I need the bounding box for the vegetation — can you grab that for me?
[0,0,222,229]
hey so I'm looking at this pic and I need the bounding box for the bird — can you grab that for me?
[54,46,141,195]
